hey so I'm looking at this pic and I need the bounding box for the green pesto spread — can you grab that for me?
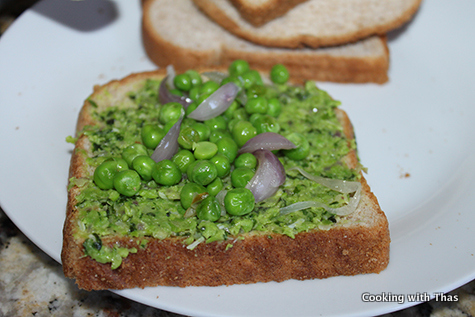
[69,70,360,268]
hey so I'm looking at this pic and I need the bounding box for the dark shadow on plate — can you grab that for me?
[31,0,118,32]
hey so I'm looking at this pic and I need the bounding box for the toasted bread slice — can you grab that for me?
[142,0,389,84]
[193,0,422,48]
[62,69,390,290]
[228,0,310,26]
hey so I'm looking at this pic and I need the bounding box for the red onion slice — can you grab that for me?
[279,187,361,216]
[187,82,239,121]
[238,132,296,154]
[158,76,193,108]
[151,112,184,163]
[289,166,361,194]
[166,65,176,89]
[245,150,286,203]
[202,71,247,105]
[279,166,362,216]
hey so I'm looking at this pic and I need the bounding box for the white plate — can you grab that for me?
[1,0,474,316]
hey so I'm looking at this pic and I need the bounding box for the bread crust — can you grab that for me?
[193,0,422,49]
[141,0,389,84]
[229,0,309,27]
[62,70,390,290]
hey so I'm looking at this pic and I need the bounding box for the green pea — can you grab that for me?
[172,149,195,173]
[196,196,221,222]
[246,84,266,99]
[185,69,202,87]
[210,153,231,178]
[270,64,290,84]
[194,141,218,160]
[228,60,250,76]
[223,100,240,119]
[284,132,310,160]
[169,89,183,96]
[189,86,201,101]
[178,127,200,150]
[231,167,255,188]
[266,97,282,117]
[245,96,268,114]
[209,129,232,143]
[122,143,148,168]
[173,73,192,91]
[227,118,239,133]
[190,122,210,141]
[152,159,182,186]
[241,70,263,89]
[113,170,142,197]
[141,124,166,149]
[160,102,184,125]
[187,160,218,186]
[204,116,227,131]
[106,157,129,172]
[180,182,207,209]
[185,102,198,116]
[206,177,224,196]
[221,75,243,89]
[231,120,257,147]
[196,93,211,106]
[253,114,280,134]
[224,188,255,216]
[94,160,122,190]
[180,117,196,130]
[131,155,155,181]
[216,136,238,163]
[232,107,249,121]
[200,80,220,95]
[163,118,179,133]
[249,113,263,126]
[234,153,257,169]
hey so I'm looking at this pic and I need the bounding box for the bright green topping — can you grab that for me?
[73,66,360,269]
[83,234,137,270]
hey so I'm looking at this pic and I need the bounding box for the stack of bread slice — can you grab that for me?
[142,0,422,84]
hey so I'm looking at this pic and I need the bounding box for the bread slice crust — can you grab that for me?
[229,0,310,27]
[62,70,390,290]
[141,0,389,84]
[193,0,422,49]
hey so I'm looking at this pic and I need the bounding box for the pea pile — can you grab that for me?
[92,61,310,221]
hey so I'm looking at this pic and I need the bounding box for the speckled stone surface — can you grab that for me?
[1,2,475,317]
[0,208,187,317]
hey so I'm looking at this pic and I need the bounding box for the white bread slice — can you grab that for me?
[192,0,422,48]
[142,0,389,84]
[228,0,310,26]
[61,68,390,290]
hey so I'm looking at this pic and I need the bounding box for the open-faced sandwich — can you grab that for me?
[62,61,389,290]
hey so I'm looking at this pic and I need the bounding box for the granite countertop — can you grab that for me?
[1,2,475,317]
